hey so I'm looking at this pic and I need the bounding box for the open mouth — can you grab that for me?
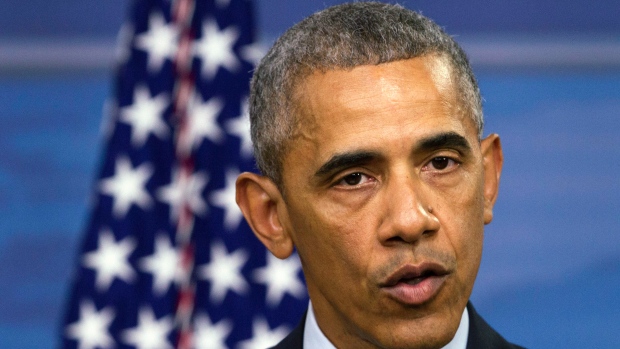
[401,270,436,286]
[382,263,448,288]
[380,263,450,305]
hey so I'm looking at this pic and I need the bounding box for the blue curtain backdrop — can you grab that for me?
[1,0,619,348]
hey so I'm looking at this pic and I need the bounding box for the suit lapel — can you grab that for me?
[466,303,524,349]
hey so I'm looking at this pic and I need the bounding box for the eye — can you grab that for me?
[425,156,459,171]
[336,172,372,187]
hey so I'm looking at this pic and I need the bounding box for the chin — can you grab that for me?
[367,332,453,349]
[364,311,460,349]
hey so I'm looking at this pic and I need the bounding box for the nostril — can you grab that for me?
[422,228,436,236]
[385,236,407,244]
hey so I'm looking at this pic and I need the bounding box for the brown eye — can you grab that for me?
[430,157,450,170]
[343,173,363,185]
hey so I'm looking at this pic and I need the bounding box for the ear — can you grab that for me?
[235,172,294,259]
[480,134,503,224]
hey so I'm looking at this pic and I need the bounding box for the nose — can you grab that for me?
[378,174,440,245]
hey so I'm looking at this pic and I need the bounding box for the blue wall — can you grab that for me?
[2,0,620,38]
[1,1,619,348]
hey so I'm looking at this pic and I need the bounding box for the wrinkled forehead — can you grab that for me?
[287,56,468,139]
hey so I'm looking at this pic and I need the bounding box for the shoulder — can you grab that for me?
[466,303,526,349]
[269,312,306,349]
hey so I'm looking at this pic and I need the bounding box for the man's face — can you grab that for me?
[276,56,500,348]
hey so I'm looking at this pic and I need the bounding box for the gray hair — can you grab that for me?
[250,1,482,186]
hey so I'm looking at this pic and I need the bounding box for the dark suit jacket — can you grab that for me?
[270,303,525,349]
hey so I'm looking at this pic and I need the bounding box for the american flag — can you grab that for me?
[61,0,307,348]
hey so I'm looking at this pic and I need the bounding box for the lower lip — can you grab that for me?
[382,275,448,305]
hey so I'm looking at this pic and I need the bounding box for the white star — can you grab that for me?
[226,97,253,158]
[198,241,249,303]
[181,93,225,153]
[122,307,174,349]
[65,300,115,349]
[119,85,169,147]
[209,168,243,231]
[193,313,232,349]
[134,11,178,72]
[139,234,179,295]
[82,229,136,291]
[193,19,240,79]
[237,318,290,349]
[99,156,153,218]
[216,0,231,7]
[157,168,209,222]
[253,253,306,307]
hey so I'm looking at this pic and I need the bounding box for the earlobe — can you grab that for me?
[235,173,294,259]
[480,134,503,224]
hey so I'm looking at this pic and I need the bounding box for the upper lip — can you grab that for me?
[379,262,450,288]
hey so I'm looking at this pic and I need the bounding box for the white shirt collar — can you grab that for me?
[443,306,469,349]
[303,301,469,349]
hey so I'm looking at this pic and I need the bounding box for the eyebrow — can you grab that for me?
[415,131,472,154]
[314,151,380,178]
[313,131,472,179]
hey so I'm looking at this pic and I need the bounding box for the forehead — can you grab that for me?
[283,56,477,179]
[292,56,463,126]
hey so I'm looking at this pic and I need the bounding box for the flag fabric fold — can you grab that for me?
[61,1,307,348]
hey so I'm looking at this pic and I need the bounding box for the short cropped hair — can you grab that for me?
[250,1,482,186]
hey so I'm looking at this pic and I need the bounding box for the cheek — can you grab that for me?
[321,206,378,268]
[431,170,484,248]
[441,180,485,280]
[291,202,373,282]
